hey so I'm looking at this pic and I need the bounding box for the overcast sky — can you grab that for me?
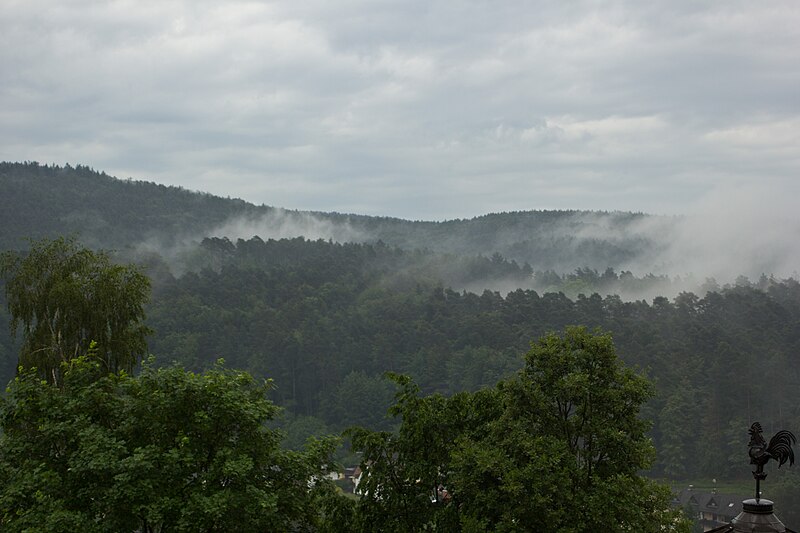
[2,1,799,220]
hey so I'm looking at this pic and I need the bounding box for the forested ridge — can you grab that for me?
[0,162,260,251]
[2,161,800,516]
[0,161,667,272]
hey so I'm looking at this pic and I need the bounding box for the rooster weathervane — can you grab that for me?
[748,422,796,501]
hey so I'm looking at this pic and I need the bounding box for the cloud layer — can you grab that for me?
[1,1,799,220]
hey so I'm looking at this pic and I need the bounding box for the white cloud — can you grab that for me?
[704,117,800,151]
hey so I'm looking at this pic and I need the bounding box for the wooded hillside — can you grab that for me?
[0,162,667,272]
[2,161,798,485]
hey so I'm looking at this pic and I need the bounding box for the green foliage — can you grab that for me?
[4,164,800,524]
[0,162,661,271]
[0,357,338,532]
[658,381,700,479]
[0,237,151,384]
[348,328,690,532]
[281,414,332,451]
[517,328,655,482]
[0,162,259,251]
[324,371,397,431]
[2,234,800,484]
[132,236,800,482]
[770,470,800,527]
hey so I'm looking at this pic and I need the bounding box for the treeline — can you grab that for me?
[1,162,668,271]
[114,236,800,481]
[0,161,261,250]
[321,208,664,272]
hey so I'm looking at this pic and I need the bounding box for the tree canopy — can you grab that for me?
[0,355,339,533]
[347,327,689,532]
[0,237,150,384]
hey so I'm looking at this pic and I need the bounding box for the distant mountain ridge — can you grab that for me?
[0,161,263,251]
[0,161,670,272]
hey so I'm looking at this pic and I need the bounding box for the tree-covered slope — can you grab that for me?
[0,161,668,272]
[0,162,263,250]
[3,162,798,485]
[332,208,669,272]
[131,237,800,481]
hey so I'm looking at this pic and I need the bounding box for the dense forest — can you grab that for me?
[2,234,797,483]
[2,161,799,503]
[0,161,670,274]
[136,236,799,481]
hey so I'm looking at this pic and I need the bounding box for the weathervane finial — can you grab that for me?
[748,421,796,501]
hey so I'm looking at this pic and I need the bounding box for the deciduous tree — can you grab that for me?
[348,327,689,532]
[0,356,338,532]
[0,237,150,384]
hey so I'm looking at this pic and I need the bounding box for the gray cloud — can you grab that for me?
[1,1,799,221]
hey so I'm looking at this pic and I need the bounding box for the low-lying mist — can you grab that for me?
[132,187,799,302]
[651,185,800,282]
[208,208,367,244]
